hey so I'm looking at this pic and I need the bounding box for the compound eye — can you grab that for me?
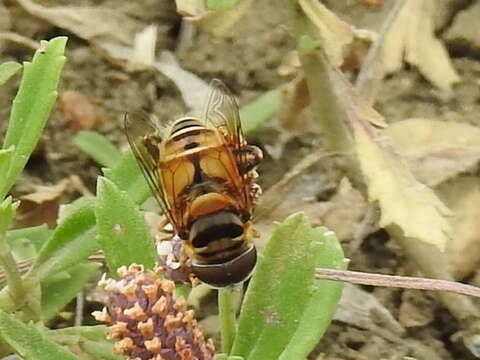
[192,246,257,288]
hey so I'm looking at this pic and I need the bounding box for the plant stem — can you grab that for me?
[218,288,237,354]
[0,242,25,308]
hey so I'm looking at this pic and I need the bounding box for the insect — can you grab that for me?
[125,79,262,287]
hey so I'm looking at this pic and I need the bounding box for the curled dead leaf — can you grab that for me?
[381,0,460,91]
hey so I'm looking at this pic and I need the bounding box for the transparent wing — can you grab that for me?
[124,111,177,228]
[203,79,244,150]
[203,79,251,206]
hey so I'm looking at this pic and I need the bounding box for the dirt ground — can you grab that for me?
[2,0,480,359]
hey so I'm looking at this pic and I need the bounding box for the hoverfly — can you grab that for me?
[125,79,262,287]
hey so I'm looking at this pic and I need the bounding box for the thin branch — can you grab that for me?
[74,291,84,327]
[355,0,407,105]
[315,268,480,298]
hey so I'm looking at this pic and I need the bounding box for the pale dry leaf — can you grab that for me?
[353,121,452,251]
[0,32,40,50]
[382,0,459,91]
[17,0,142,46]
[155,51,210,112]
[298,0,354,67]
[186,0,255,38]
[20,179,70,204]
[384,118,480,187]
[129,25,158,71]
[437,177,480,279]
[99,39,209,111]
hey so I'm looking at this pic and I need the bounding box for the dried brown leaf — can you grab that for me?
[59,91,98,131]
[385,118,480,187]
[17,0,142,45]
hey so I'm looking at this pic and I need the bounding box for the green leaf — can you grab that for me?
[0,37,67,199]
[31,199,99,281]
[72,131,121,168]
[103,151,150,205]
[231,212,316,359]
[42,262,101,320]
[240,89,281,135]
[278,227,346,359]
[95,177,156,275]
[206,0,239,10]
[7,237,37,262]
[6,224,53,252]
[0,61,22,86]
[0,310,80,360]
[0,146,14,183]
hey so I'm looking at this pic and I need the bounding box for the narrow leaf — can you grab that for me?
[6,224,53,252]
[72,131,121,168]
[0,310,80,360]
[96,177,156,275]
[231,212,316,359]
[31,199,99,280]
[0,61,22,86]
[0,197,19,239]
[207,0,239,10]
[0,37,67,199]
[0,146,14,185]
[278,228,346,359]
[42,262,101,320]
[240,89,281,135]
